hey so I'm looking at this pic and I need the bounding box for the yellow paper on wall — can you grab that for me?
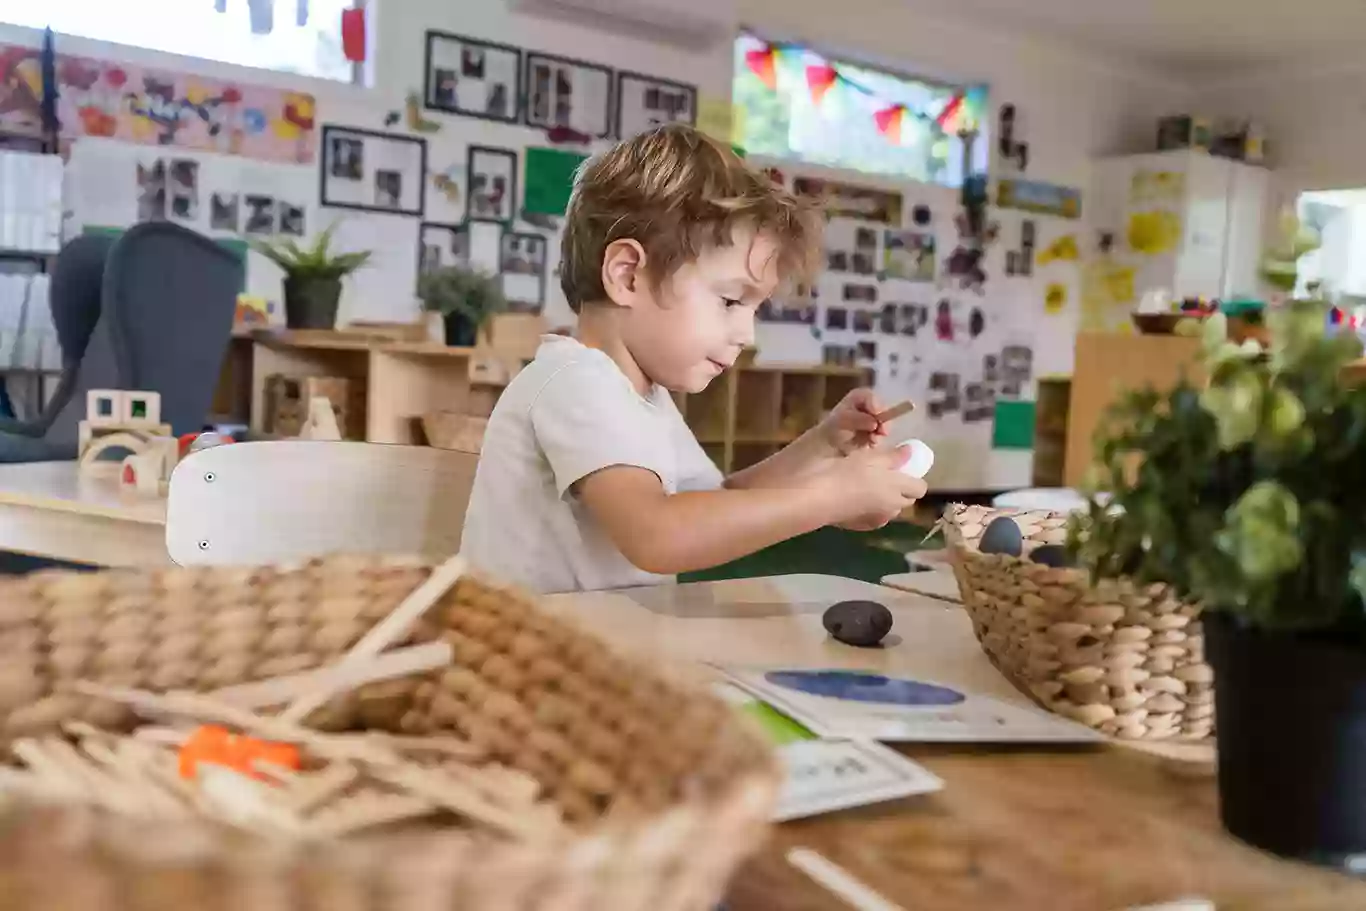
[698,94,741,144]
[1044,282,1068,315]
[1037,233,1078,265]
[1127,210,1182,255]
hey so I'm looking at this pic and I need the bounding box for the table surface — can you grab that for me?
[0,461,165,525]
[546,575,1366,911]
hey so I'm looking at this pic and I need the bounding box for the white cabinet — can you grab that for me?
[1090,150,1270,304]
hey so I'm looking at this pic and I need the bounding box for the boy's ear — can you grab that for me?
[601,239,647,307]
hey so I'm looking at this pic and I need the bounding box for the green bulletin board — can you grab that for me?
[523,147,588,217]
[991,400,1036,450]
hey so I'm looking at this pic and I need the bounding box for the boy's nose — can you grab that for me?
[733,315,756,348]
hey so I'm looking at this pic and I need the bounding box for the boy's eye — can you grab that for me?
[723,298,744,309]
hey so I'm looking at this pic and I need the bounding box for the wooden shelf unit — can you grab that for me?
[218,332,869,468]
[216,330,502,445]
[674,363,869,473]
[1032,376,1072,488]
[1065,331,1366,487]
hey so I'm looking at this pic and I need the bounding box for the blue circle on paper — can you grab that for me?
[763,670,966,706]
[243,108,267,134]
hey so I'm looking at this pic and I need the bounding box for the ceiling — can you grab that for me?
[890,0,1366,80]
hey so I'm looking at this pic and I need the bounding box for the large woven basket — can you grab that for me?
[944,504,1214,741]
[0,556,778,909]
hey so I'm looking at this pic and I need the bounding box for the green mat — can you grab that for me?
[680,521,936,584]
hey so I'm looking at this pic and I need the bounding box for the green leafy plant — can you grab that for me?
[1071,304,1366,636]
[249,222,372,281]
[1260,211,1321,294]
[418,264,508,326]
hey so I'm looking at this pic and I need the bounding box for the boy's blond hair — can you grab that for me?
[559,124,823,313]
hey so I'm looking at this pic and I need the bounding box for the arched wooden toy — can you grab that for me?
[78,389,177,495]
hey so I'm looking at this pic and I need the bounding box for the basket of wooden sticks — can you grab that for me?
[944,504,1214,741]
[0,555,779,910]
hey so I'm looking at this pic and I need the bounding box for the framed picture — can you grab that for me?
[524,52,613,139]
[499,231,549,312]
[425,31,522,123]
[467,146,518,224]
[320,125,427,216]
[466,220,504,277]
[615,71,697,138]
[418,221,469,279]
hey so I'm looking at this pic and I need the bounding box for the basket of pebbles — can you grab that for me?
[0,555,779,910]
[942,504,1214,741]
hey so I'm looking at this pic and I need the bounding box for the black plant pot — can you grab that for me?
[1206,611,1366,867]
[443,312,478,347]
[283,276,343,330]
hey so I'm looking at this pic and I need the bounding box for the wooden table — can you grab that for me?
[0,461,170,568]
[880,565,962,602]
[547,575,1366,911]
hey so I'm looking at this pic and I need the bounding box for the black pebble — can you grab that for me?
[1029,544,1074,568]
[823,600,894,648]
[979,516,1023,557]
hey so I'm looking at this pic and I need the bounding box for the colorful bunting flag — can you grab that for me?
[741,33,986,144]
[874,105,905,144]
[745,46,777,91]
[805,63,838,105]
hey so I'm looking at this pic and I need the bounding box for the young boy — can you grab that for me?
[462,125,927,593]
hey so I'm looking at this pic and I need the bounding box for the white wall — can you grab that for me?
[1194,66,1366,199]
[1,0,1190,332]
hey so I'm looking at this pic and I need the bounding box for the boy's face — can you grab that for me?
[624,224,780,393]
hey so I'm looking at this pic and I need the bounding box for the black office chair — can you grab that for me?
[0,232,118,439]
[104,222,242,435]
[0,223,242,462]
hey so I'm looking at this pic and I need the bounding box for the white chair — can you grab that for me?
[166,440,477,566]
[991,487,1088,513]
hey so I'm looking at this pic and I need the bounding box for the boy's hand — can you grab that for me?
[812,444,928,530]
[818,388,889,455]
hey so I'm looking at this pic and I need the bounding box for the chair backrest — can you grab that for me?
[41,235,130,448]
[165,441,478,566]
[48,232,116,370]
[105,222,243,435]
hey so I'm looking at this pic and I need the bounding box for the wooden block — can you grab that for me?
[264,375,353,439]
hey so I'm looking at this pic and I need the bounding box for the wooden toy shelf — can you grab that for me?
[674,363,870,473]
[217,331,869,468]
[216,329,502,445]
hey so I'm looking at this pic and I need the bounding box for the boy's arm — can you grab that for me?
[576,465,842,575]
[723,429,830,490]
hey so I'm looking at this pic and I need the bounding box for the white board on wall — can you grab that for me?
[748,156,1082,491]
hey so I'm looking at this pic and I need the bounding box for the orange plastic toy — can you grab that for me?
[178,725,301,781]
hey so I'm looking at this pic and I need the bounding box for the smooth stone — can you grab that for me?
[1028,544,1074,568]
[822,600,894,648]
[979,517,1024,557]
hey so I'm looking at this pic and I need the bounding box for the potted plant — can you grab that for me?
[418,264,508,347]
[250,223,372,330]
[1071,301,1366,867]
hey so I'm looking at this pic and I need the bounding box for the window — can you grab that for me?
[4,0,362,85]
[733,31,986,187]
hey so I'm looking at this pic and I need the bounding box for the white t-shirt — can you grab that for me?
[461,336,724,593]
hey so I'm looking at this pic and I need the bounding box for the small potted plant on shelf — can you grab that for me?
[1071,302,1366,867]
[418,264,508,347]
[250,223,372,330]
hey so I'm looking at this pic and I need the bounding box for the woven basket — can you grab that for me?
[944,504,1214,741]
[0,556,779,909]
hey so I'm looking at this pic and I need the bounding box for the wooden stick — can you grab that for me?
[309,791,436,838]
[279,555,467,724]
[365,762,554,841]
[211,642,453,711]
[285,762,359,815]
[874,400,915,424]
